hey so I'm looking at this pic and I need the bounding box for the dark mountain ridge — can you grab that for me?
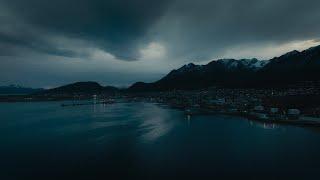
[257,45,320,86]
[38,82,119,95]
[129,45,320,91]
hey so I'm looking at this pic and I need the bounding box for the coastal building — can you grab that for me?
[270,108,279,114]
[250,105,269,120]
[254,105,264,111]
[269,107,287,120]
[209,98,226,105]
[287,109,301,120]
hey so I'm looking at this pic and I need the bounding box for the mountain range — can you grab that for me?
[129,45,320,91]
[3,45,319,95]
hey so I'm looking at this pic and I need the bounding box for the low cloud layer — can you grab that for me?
[1,0,320,87]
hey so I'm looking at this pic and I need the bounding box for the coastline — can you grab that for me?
[2,94,320,128]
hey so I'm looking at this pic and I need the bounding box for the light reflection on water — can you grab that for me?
[88,102,180,143]
[137,103,176,142]
[248,120,281,130]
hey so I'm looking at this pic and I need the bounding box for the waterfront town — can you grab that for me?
[124,82,320,126]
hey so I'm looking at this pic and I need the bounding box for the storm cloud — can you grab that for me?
[0,0,171,59]
[1,0,320,87]
[153,0,320,60]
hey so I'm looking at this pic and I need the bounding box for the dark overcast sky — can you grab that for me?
[1,0,320,88]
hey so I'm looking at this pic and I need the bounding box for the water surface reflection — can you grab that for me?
[137,103,178,142]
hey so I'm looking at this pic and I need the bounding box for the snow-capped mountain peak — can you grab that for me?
[217,58,269,70]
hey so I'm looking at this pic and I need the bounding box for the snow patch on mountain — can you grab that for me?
[217,58,269,70]
[172,58,270,77]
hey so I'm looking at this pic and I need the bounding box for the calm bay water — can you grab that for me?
[0,101,320,179]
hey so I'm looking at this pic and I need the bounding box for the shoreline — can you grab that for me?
[1,95,320,128]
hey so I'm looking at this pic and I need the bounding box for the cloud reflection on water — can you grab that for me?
[137,104,177,142]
